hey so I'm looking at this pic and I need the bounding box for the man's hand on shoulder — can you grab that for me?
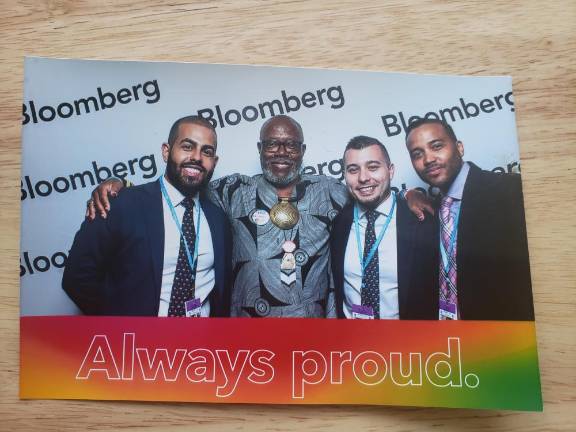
[86,178,125,220]
[404,189,435,221]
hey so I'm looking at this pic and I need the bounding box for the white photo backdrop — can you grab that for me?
[20,57,521,315]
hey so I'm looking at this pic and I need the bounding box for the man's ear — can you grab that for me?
[389,163,395,181]
[257,141,262,154]
[457,141,464,158]
[301,144,306,156]
[161,142,170,163]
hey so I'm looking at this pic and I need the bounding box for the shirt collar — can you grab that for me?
[358,191,395,219]
[162,175,199,208]
[446,162,470,201]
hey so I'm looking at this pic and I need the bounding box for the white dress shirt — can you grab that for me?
[158,177,215,317]
[343,193,398,319]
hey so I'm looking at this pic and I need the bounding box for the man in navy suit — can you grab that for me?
[63,116,232,317]
[405,118,534,320]
[331,136,437,320]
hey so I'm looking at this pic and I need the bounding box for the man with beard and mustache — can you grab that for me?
[207,115,349,317]
[405,118,534,320]
[63,116,232,316]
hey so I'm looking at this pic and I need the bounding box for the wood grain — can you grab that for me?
[1,1,574,430]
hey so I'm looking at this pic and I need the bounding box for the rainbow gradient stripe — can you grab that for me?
[20,317,542,410]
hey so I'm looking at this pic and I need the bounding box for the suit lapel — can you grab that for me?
[333,205,353,318]
[200,195,223,301]
[459,163,482,254]
[334,205,353,269]
[142,180,165,310]
[396,200,414,319]
[459,164,481,248]
[457,163,482,318]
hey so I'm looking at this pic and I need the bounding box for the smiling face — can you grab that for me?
[344,144,395,209]
[406,123,464,191]
[162,122,218,196]
[258,116,305,187]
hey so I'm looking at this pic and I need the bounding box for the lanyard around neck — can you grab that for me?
[354,193,396,277]
[160,176,202,279]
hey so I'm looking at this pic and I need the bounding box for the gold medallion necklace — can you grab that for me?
[269,197,299,230]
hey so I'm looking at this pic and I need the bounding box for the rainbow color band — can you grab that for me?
[20,316,542,411]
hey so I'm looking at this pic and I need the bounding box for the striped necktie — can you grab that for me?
[439,196,458,319]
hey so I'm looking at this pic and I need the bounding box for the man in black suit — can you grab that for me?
[331,136,437,320]
[63,116,232,317]
[405,118,534,320]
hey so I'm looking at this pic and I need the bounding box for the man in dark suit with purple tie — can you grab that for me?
[405,118,534,321]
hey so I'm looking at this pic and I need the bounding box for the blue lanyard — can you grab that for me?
[159,176,202,280]
[439,202,460,274]
[354,193,396,278]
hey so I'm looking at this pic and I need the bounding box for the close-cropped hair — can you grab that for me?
[404,118,458,143]
[345,135,391,165]
[167,115,217,147]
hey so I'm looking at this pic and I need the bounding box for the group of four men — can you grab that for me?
[62,114,534,321]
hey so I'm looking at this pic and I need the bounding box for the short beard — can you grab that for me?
[166,159,211,197]
[261,156,302,187]
[356,189,391,210]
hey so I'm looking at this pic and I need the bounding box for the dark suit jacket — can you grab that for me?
[63,180,232,317]
[331,196,438,319]
[435,162,534,320]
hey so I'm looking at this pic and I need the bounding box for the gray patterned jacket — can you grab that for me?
[208,174,349,318]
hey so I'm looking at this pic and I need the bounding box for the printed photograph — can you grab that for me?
[20,58,533,321]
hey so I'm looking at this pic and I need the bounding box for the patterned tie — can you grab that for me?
[361,210,380,319]
[439,196,458,319]
[168,196,197,317]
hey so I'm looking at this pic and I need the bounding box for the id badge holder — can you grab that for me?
[185,298,202,317]
[439,300,458,320]
[351,304,375,320]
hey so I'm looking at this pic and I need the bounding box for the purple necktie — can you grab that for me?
[439,196,458,319]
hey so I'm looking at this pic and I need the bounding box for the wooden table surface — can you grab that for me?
[1,1,574,431]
